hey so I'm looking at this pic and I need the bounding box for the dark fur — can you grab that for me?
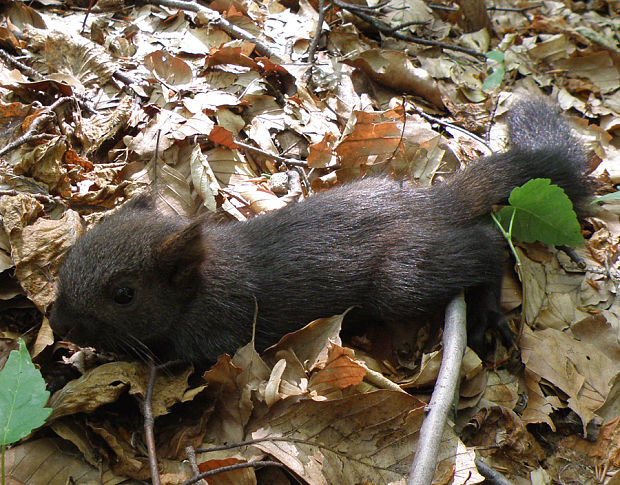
[50,99,591,365]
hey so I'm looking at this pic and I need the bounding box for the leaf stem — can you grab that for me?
[491,211,523,279]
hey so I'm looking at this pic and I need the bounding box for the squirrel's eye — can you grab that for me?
[113,287,135,305]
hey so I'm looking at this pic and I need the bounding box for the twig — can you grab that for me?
[488,4,542,12]
[389,20,430,32]
[407,293,467,485]
[0,48,96,114]
[185,446,208,485]
[142,361,161,485]
[427,3,459,11]
[427,2,542,12]
[233,139,308,167]
[408,103,493,154]
[142,0,281,60]
[332,0,485,58]
[0,48,43,80]
[474,458,515,485]
[0,96,74,157]
[196,435,327,454]
[179,461,285,485]
[0,190,64,207]
[361,363,406,392]
[307,0,328,66]
[334,0,390,11]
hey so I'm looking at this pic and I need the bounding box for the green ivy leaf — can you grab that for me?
[497,178,584,247]
[0,339,52,445]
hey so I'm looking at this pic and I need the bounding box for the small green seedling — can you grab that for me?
[482,50,506,90]
[0,339,52,485]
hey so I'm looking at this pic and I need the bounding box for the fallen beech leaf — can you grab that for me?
[248,390,483,484]
[49,362,194,420]
[307,344,366,394]
[520,325,620,434]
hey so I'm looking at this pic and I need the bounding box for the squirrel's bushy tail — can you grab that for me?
[436,98,591,222]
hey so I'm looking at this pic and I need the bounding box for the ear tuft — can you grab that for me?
[155,217,207,286]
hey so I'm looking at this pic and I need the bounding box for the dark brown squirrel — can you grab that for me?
[49,99,592,366]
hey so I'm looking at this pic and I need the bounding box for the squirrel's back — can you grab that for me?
[50,97,592,365]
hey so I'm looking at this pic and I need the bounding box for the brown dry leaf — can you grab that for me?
[571,313,620,362]
[465,406,545,476]
[0,101,35,151]
[307,133,338,168]
[77,96,136,157]
[4,438,138,485]
[344,50,444,108]
[553,52,619,95]
[520,325,620,434]
[43,30,116,89]
[8,206,81,312]
[307,343,366,395]
[87,421,192,482]
[480,370,520,410]
[145,50,193,86]
[189,144,219,211]
[0,193,44,232]
[125,109,215,158]
[398,347,483,390]
[248,390,483,484]
[206,44,259,69]
[234,183,287,214]
[6,2,47,31]
[262,313,344,370]
[32,316,54,358]
[204,147,255,189]
[49,361,194,420]
[520,368,563,429]
[335,108,403,168]
[14,136,70,195]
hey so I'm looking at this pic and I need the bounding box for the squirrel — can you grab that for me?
[50,98,591,366]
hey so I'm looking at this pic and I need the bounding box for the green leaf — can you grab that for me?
[496,178,584,247]
[486,50,505,63]
[482,66,505,90]
[0,339,52,445]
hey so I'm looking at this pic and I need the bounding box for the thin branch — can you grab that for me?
[196,435,330,454]
[179,461,285,485]
[142,361,161,485]
[389,20,430,33]
[474,458,515,485]
[407,293,467,485]
[409,103,492,154]
[307,0,328,65]
[233,139,308,167]
[332,0,485,58]
[185,446,208,485]
[0,48,43,80]
[488,4,542,12]
[0,97,74,157]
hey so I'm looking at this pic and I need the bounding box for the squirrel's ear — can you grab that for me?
[155,218,206,284]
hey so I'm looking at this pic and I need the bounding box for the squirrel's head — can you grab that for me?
[50,194,207,363]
